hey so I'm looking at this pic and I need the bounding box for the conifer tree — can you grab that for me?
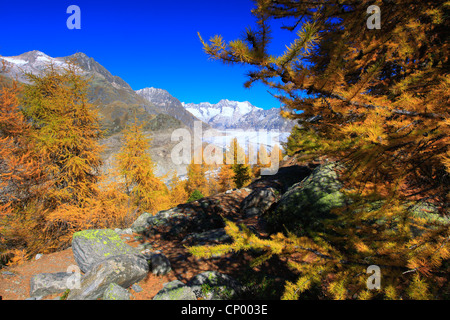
[252,144,270,177]
[0,81,47,259]
[116,119,171,214]
[228,138,253,188]
[217,164,236,193]
[2,62,107,254]
[185,151,209,197]
[21,63,103,208]
[269,144,283,168]
[206,170,220,196]
[187,189,204,203]
[193,0,450,299]
[0,82,43,208]
[168,171,188,206]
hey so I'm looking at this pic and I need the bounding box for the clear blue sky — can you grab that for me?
[0,0,298,110]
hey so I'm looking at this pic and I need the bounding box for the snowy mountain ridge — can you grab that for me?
[181,99,296,132]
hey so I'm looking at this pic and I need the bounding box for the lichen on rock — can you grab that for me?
[72,229,140,273]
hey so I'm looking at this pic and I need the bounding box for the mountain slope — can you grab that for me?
[0,51,186,135]
[135,87,205,130]
[0,50,190,180]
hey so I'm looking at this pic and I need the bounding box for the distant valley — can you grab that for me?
[0,51,297,180]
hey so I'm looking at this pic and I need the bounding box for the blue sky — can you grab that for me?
[0,0,298,110]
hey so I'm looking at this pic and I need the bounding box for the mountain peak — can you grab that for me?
[136,87,205,129]
[20,50,47,57]
[70,51,88,58]
[0,50,133,91]
[182,99,296,131]
[136,87,170,96]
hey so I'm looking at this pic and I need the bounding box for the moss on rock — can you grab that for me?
[152,280,196,300]
[268,163,347,235]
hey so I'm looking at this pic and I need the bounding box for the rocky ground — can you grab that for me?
[1,158,443,300]
[0,161,315,300]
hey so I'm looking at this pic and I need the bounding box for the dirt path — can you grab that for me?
[0,248,76,300]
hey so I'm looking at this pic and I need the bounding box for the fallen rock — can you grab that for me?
[131,283,143,293]
[114,228,133,235]
[102,283,131,300]
[241,187,281,217]
[187,271,241,300]
[153,280,196,300]
[131,212,153,233]
[149,253,172,276]
[132,208,184,234]
[71,229,140,273]
[183,228,231,245]
[67,253,149,300]
[29,272,75,297]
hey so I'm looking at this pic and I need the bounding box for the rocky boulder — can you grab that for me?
[102,283,131,300]
[187,271,241,300]
[130,212,153,233]
[29,272,76,298]
[67,253,149,300]
[152,280,197,300]
[148,252,172,276]
[182,228,231,245]
[71,229,140,273]
[241,187,281,217]
[132,207,185,235]
[133,203,225,240]
[268,162,347,235]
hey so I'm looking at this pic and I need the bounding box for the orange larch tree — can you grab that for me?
[116,119,171,214]
[193,0,450,299]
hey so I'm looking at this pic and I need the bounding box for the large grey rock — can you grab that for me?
[71,229,140,273]
[29,272,74,297]
[153,280,196,300]
[102,283,131,300]
[132,208,183,234]
[114,228,133,235]
[149,253,172,276]
[67,253,149,300]
[131,212,153,233]
[131,284,143,293]
[187,271,241,300]
[269,162,347,234]
[147,208,183,228]
[183,228,231,244]
[241,187,281,217]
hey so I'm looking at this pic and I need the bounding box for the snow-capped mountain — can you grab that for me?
[182,99,296,131]
[182,100,254,122]
[1,50,71,83]
[0,51,131,91]
[0,51,193,135]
